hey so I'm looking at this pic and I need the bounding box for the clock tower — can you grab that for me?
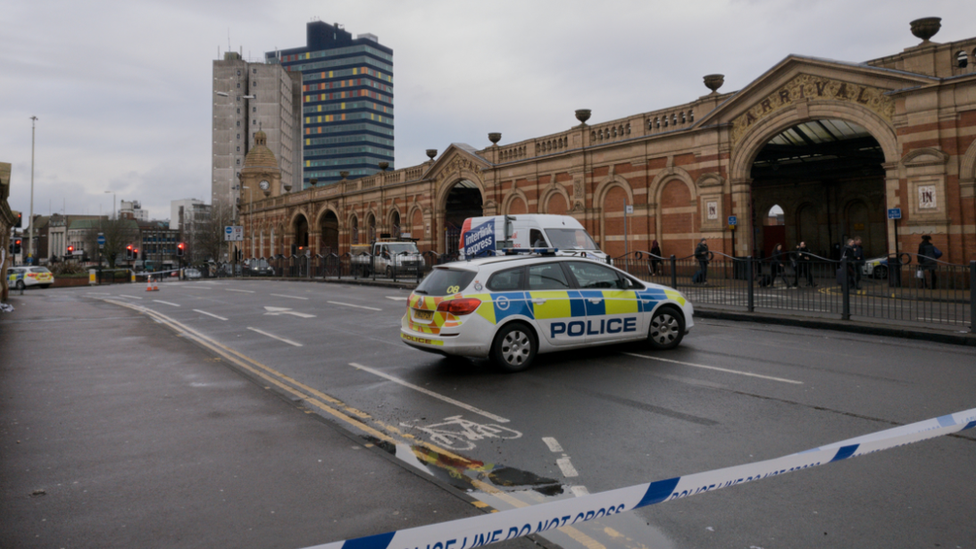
[239,130,285,203]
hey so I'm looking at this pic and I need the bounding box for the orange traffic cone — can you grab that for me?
[146,276,153,292]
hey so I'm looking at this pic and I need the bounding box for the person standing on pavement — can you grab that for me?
[917,235,938,289]
[650,240,662,276]
[771,243,794,288]
[840,238,857,288]
[851,237,865,290]
[795,241,816,287]
[694,237,709,284]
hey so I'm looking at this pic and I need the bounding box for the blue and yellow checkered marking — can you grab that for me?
[458,287,678,326]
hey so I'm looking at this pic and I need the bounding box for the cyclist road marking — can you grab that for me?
[153,300,181,307]
[350,362,510,423]
[623,352,803,384]
[226,288,255,293]
[193,309,228,321]
[329,301,382,311]
[247,327,303,347]
[271,293,309,300]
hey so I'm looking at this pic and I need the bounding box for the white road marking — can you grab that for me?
[917,317,967,324]
[349,363,510,423]
[153,300,181,307]
[193,309,228,321]
[623,352,803,384]
[226,288,255,294]
[85,292,111,296]
[542,437,564,453]
[557,456,579,477]
[263,306,316,318]
[385,296,409,301]
[271,293,309,300]
[247,327,303,347]
[329,301,382,311]
[118,295,143,300]
[570,486,590,497]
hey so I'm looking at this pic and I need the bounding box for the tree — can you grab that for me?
[193,202,233,264]
[82,218,140,268]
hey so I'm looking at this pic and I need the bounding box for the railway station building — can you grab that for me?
[240,18,976,265]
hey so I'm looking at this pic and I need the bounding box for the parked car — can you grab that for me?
[6,266,55,289]
[243,259,275,276]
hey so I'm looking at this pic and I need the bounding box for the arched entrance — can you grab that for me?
[293,214,309,254]
[443,179,483,256]
[749,119,886,258]
[320,211,339,254]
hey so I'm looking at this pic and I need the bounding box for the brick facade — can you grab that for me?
[242,28,976,265]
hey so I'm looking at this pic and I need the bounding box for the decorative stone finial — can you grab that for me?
[704,74,725,93]
[488,132,501,145]
[339,171,349,180]
[910,17,941,43]
[575,109,591,126]
[309,178,317,187]
[378,162,389,171]
[426,149,437,160]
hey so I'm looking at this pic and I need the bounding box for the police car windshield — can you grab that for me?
[415,268,476,296]
[545,228,598,250]
[386,243,419,254]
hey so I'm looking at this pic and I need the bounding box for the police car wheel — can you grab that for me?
[491,322,537,372]
[648,306,684,350]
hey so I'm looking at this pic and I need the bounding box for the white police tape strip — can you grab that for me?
[302,407,976,549]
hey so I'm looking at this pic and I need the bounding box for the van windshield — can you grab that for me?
[545,228,598,250]
[386,243,419,254]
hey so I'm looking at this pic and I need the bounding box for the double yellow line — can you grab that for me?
[105,299,470,462]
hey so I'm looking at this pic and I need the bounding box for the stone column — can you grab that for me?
[731,178,753,256]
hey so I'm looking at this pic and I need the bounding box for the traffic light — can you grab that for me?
[177,242,185,257]
[126,245,133,260]
[135,249,142,260]
[15,213,22,228]
[66,245,74,258]
[11,239,22,254]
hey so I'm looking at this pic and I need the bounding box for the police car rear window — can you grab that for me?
[415,268,476,296]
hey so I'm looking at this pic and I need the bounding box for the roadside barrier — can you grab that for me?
[303,407,976,549]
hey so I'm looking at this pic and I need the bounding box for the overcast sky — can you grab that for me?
[3,0,975,222]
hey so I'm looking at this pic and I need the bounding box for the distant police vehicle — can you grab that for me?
[401,249,694,372]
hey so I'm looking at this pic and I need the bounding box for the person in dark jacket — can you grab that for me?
[852,236,865,290]
[917,235,938,289]
[795,241,816,287]
[650,240,662,276]
[840,238,857,288]
[770,243,794,288]
[694,238,709,284]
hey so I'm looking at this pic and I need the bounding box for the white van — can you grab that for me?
[458,214,608,261]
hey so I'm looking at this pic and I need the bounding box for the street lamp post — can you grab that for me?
[29,116,37,264]
[104,190,116,219]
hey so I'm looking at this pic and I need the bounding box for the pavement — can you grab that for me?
[0,291,544,549]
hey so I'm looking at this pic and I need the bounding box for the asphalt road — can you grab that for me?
[5,279,976,549]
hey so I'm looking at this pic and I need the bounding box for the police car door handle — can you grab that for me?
[587,298,602,304]
[531,298,546,304]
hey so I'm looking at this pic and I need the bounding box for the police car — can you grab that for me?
[401,250,694,372]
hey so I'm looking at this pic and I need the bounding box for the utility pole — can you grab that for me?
[29,116,38,264]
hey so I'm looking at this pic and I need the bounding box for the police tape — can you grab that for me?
[303,407,976,549]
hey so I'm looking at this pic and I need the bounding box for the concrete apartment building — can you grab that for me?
[212,52,302,220]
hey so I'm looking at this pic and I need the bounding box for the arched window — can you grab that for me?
[350,216,359,245]
[957,50,969,68]
[766,205,785,226]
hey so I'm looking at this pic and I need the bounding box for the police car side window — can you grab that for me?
[487,267,524,292]
[527,263,571,290]
[565,262,624,289]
